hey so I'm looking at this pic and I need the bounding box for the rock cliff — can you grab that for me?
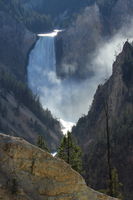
[73,41,133,148]
[55,0,133,80]
[55,4,102,79]
[0,10,36,82]
[0,9,62,151]
[0,133,119,200]
[0,90,62,152]
[72,42,133,199]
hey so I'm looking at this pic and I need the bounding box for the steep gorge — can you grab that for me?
[0,10,36,82]
[0,9,62,152]
[56,0,133,80]
[72,42,133,200]
[0,1,133,198]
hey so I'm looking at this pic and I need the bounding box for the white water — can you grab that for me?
[38,29,62,37]
[28,31,62,117]
[28,27,133,123]
[28,31,96,122]
[60,119,75,135]
[28,35,57,92]
[51,119,75,157]
[28,31,76,132]
[28,30,92,122]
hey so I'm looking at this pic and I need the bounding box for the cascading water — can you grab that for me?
[28,33,59,98]
[30,35,68,124]
[28,30,130,123]
[28,30,77,123]
[28,30,87,123]
[27,30,103,123]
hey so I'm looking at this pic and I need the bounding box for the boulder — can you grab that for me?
[0,133,118,200]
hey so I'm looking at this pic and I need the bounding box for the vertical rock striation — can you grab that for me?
[0,10,36,82]
[72,42,133,199]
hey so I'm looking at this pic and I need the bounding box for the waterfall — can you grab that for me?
[28,35,58,94]
[27,31,96,122]
[28,32,77,122]
[27,29,133,123]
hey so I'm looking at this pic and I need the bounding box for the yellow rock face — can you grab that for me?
[0,133,119,200]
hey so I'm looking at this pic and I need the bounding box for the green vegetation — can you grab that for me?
[99,168,123,198]
[111,168,123,199]
[57,131,82,173]
[20,0,90,17]
[0,68,60,133]
[81,110,133,199]
[0,0,92,31]
[37,135,49,152]
[23,11,52,33]
[0,0,52,33]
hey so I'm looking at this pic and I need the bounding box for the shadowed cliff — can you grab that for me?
[72,42,133,199]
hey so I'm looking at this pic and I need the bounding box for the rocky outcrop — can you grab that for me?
[0,7,64,152]
[0,10,36,82]
[73,41,133,147]
[0,90,62,152]
[0,9,62,152]
[0,133,118,200]
[55,0,133,80]
[55,5,102,79]
[72,42,133,199]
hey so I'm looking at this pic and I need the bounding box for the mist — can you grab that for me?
[28,21,133,123]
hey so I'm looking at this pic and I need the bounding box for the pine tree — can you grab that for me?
[57,131,82,173]
[37,135,49,152]
[57,136,68,161]
[111,168,123,199]
[99,168,123,198]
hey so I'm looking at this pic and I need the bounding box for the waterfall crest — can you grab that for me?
[28,31,95,122]
[28,36,58,93]
[28,33,64,121]
[27,30,133,122]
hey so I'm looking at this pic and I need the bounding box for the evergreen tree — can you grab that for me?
[37,135,49,152]
[111,168,123,199]
[57,136,68,161]
[57,131,82,173]
[99,168,123,198]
